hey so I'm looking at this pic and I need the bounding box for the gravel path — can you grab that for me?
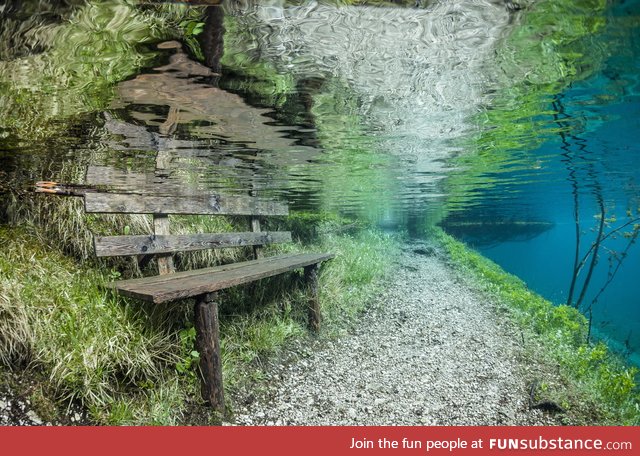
[1,243,557,426]
[232,244,557,425]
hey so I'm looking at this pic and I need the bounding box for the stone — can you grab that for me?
[26,410,43,425]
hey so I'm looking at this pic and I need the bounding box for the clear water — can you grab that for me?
[442,0,640,363]
[1,1,638,361]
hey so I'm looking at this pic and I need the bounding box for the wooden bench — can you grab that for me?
[36,183,334,413]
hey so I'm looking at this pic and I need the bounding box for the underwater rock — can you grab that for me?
[413,246,437,256]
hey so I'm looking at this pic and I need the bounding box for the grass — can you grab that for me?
[0,192,400,424]
[433,227,640,425]
[0,225,190,424]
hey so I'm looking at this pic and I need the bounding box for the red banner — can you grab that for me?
[1,426,638,455]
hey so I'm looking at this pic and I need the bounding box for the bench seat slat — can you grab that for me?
[85,192,288,216]
[110,253,303,287]
[108,253,334,304]
[94,231,292,257]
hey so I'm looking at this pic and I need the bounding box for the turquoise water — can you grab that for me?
[442,0,640,363]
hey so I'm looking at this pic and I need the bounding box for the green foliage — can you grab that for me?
[286,0,421,6]
[180,20,205,37]
[301,75,416,224]
[0,226,189,424]
[222,314,303,372]
[2,184,401,424]
[310,223,401,329]
[0,0,195,141]
[221,16,295,108]
[282,211,359,243]
[221,20,402,225]
[175,326,199,376]
[434,227,640,425]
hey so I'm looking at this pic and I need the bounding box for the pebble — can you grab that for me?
[26,410,43,425]
[1,376,88,426]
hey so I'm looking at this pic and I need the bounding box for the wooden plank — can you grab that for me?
[305,264,321,331]
[194,293,225,412]
[249,186,263,259]
[86,166,151,190]
[85,192,288,216]
[153,214,175,275]
[94,231,292,257]
[107,253,301,288]
[159,106,179,136]
[86,166,188,195]
[108,253,335,304]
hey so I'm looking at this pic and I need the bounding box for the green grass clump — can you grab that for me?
[0,225,192,424]
[269,212,401,329]
[433,228,640,425]
[314,226,399,328]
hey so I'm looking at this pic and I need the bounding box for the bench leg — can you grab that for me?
[194,292,225,413]
[304,264,321,331]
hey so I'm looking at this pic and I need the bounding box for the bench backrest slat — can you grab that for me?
[94,231,292,257]
[85,192,288,216]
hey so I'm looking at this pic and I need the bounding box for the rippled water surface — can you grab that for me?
[442,0,640,362]
[1,0,639,361]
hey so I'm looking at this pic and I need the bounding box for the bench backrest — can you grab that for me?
[86,192,291,275]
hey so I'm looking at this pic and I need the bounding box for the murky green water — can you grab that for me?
[1,0,638,361]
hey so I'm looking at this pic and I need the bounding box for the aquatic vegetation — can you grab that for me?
[1,0,637,427]
[445,0,610,212]
[222,16,402,224]
[221,16,295,109]
[0,226,188,422]
[435,228,640,425]
[1,186,399,423]
[439,0,639,360]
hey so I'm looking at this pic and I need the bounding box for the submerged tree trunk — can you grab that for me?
[574,199,605,310]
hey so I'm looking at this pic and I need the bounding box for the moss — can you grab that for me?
[434,227,640,425]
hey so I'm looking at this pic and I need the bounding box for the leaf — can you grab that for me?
[192,23,205,36]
